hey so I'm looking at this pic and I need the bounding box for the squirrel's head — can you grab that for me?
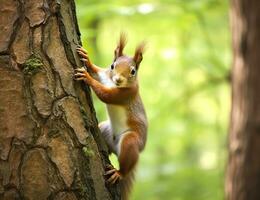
[109,33,145,88]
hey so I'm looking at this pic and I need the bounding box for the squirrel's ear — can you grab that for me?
[133,41,146,69]
[114,33,127,60]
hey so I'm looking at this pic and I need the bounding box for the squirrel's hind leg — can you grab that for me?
[117,131,139,177]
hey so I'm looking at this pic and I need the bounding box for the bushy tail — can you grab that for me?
[120,168,136,200]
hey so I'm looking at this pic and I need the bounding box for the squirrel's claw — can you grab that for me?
[74,76,85,81]
[74,68,89,81]
[75,67,86,73]
[80,58,88,63]
[78,51,88,59]
[106,170,122,184]
[76,47,93,68]
[76,47,88,55]
[74,73,84,77]
[104,168,117,176]
[74,73,85,80]
[104,164,122,184]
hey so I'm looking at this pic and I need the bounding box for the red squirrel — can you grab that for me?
[74,33,148,200]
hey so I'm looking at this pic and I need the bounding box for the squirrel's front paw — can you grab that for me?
[74,67,89,81]
[76,46,91,67]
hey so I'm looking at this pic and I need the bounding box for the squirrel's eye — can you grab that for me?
[111,64,114,70]
[130,68,136,76]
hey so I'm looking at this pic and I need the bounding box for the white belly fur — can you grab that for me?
[106,104,128,136]
[98,71,128,135]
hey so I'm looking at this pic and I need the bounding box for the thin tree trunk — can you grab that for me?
[226,1,260,200]
[0,0,120,199]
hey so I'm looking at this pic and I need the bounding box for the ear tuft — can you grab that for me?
[114,32,127,60]
[133,41,146,68]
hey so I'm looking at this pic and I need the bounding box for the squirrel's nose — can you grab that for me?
[114,76,123,84]
[116,77,122,82]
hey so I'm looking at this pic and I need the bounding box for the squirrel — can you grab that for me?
[74,33,148,199]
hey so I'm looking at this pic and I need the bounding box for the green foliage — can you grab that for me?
[23,55,43,75]
[75,0,230,199]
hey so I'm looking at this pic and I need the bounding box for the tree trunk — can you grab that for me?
[0,0,120,199]
[226,1,260,200]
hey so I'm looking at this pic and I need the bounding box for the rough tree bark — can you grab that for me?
[226,1,260,200]
[0,0,120,199]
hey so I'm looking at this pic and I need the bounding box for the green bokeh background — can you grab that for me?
[75,0,231,199]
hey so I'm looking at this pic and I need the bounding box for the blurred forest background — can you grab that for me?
[75,0,231,199]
